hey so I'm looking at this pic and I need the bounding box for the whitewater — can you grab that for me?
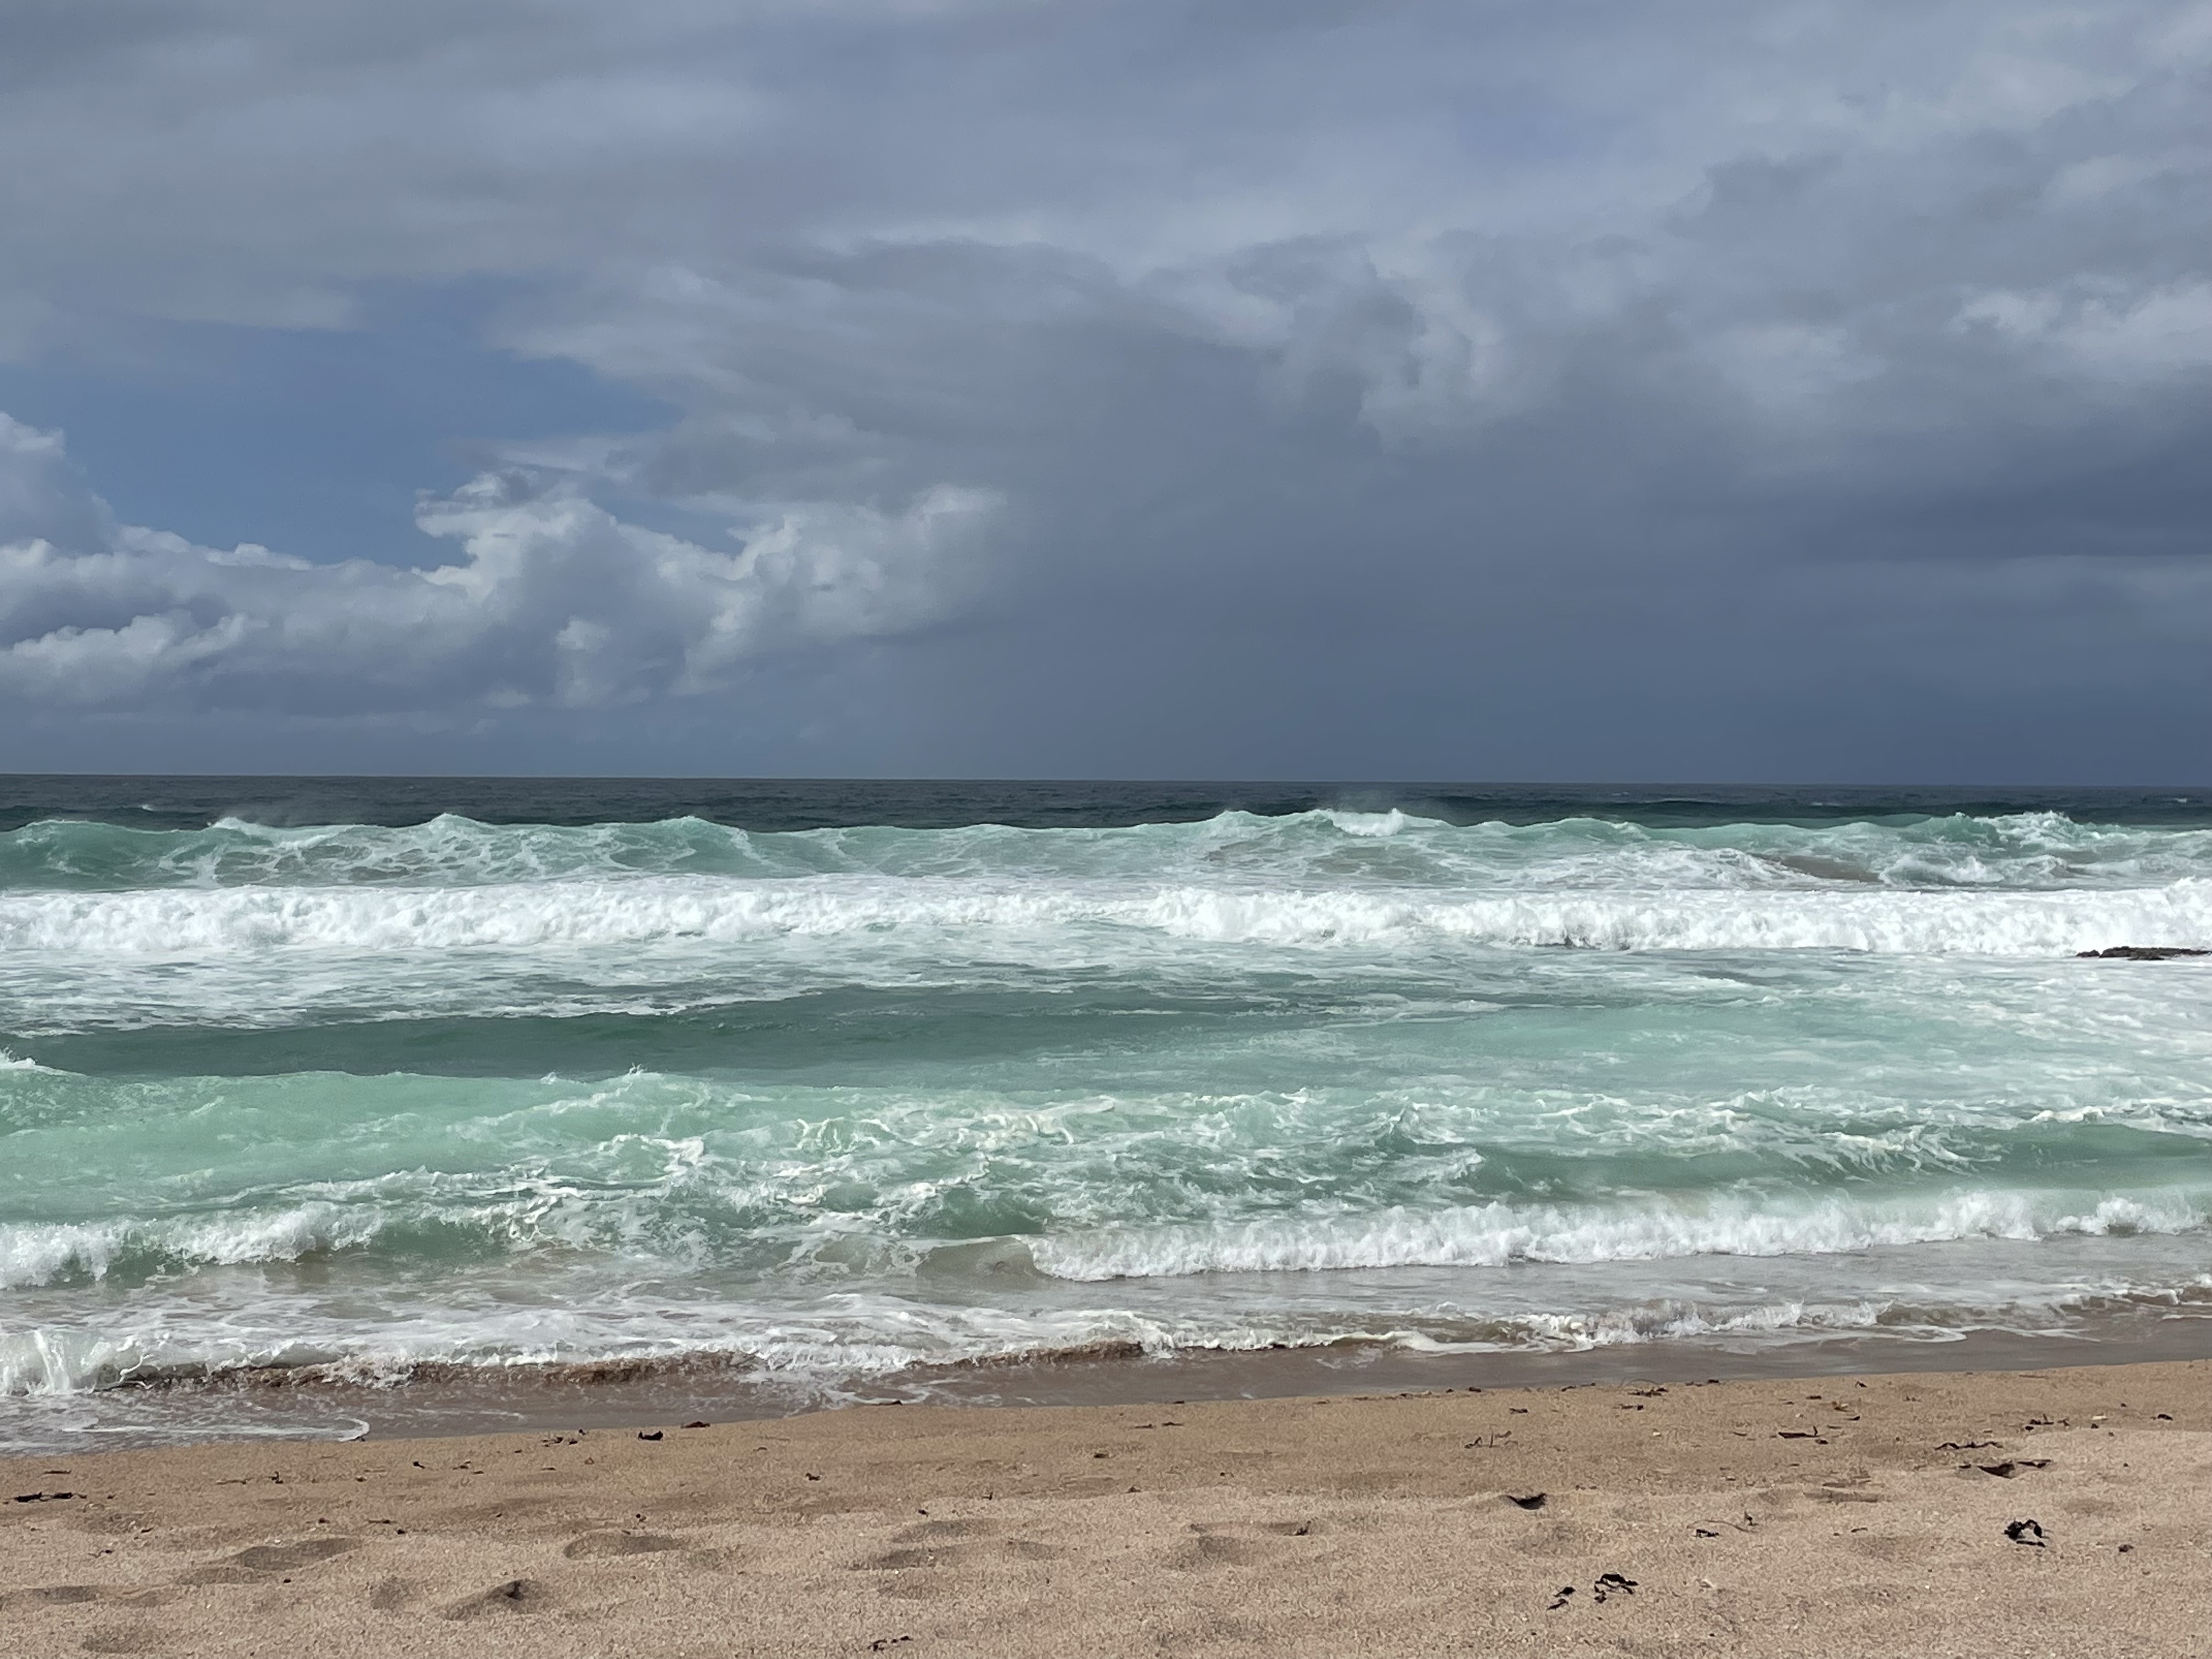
[3,780,2209,1448]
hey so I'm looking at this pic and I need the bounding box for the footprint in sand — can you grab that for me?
[562,1530,685,1559]
[892,1519,995,1543]
[78,1623,163,1655]
[0,1585,172,1612]
[179,1537,363,1586]
[1173,1520,1326,1569]
[1842,1533,1920,1563]
[440,1577,549,1620]
[226,1538,362,1573]
[859,1521,1060,1573]
[4,1584,101,1606]
[862,1540,1059,1571]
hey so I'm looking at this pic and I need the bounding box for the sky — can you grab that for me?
[1,0,2207,782]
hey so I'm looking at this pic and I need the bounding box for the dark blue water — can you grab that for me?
[5,775,2209,834]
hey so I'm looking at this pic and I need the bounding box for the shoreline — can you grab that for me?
[8,1317,2211,1456]
[4,1356,2205,1657]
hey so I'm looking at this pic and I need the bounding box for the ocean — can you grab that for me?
[3,777,2210,1452]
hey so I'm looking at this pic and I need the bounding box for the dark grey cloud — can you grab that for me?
[1,1,2207,777]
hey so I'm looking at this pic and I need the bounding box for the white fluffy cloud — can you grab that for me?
[0,414,999,710]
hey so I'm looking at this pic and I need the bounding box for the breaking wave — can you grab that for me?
[3,872,2208,956]
[9,787,2212,1442]
[6,807,2212,894]
[7,1177,2204,1296]
[1027,1189,2212,1280]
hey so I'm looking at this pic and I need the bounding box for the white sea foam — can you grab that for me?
[4,873,2208,956]
[1318,808,1427,837]
[1134,882,2212,953]
[0,1294,1171,1397]
[8,802,2212,1433]
[0,1222,132,1289]
[16,1183,2194,1297]
[6,1261,2206,1401]
[1026,1189,2212,1280]
[0,1204,389,1290]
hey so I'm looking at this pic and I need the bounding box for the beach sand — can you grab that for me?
[3,1359,2206,1658]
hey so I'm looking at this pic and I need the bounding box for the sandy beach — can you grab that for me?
[3,1357,2205,1658]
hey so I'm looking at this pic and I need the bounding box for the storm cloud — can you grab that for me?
[1,1,2207,778]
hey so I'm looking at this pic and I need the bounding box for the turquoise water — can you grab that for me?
[4,786,2210,1444]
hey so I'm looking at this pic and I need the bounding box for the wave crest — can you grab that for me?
[5,874,2207,956]
[1026,1189,2212,1280]
[7,806,2212,895]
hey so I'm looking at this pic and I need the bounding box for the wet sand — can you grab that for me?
[18,1315,2212,1455]
[4,1358,2207,1657]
